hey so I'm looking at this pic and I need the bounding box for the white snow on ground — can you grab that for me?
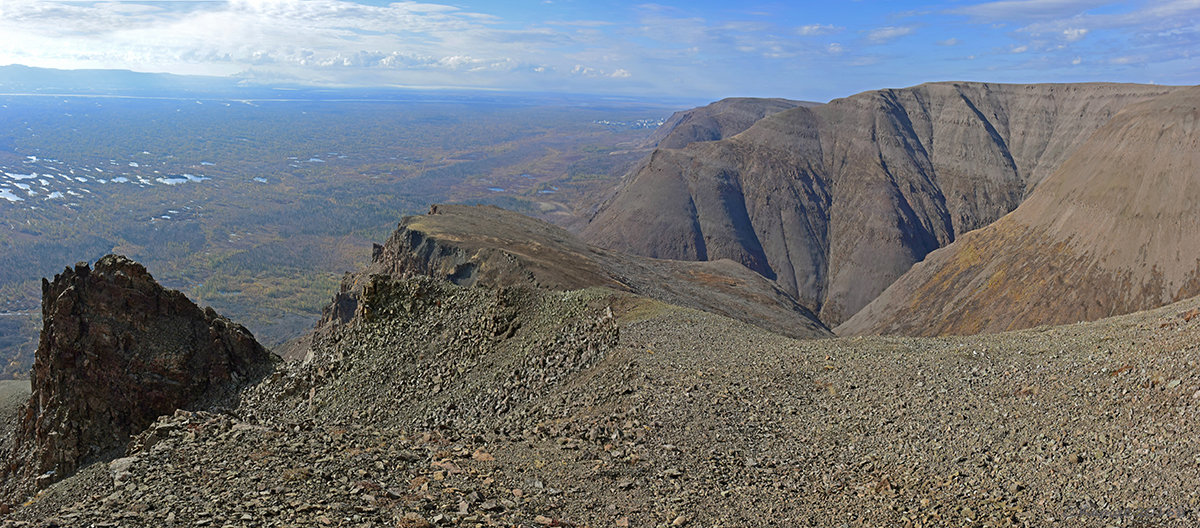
[156,174,210,185]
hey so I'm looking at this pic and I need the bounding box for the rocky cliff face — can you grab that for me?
[840,85,1200,336]
[1,255,276,502]
[317,205,829,345]
[583,82,1179,324]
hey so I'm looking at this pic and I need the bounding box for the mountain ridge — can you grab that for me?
[582,81,1181,324]
[7,242,1200,525]
[839,84,1200,336]
[306,204,829,354]
[643,97,817,149]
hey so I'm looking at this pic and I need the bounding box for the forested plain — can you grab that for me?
[0,92,675,377]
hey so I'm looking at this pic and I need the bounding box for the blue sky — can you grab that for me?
[0,1,1196,101]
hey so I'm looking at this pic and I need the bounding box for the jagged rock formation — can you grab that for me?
[0,255,276,502]
[583,82,1179,324]
[317,204,829,347]
[840,86,1200,336]
[644,97,813,149]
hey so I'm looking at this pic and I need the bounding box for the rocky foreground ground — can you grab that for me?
[2,269,1199,527]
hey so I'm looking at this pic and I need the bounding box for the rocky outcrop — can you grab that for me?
[1,255,276,502]
[644,97,814,149]
[318,205,830,342]
[839,85,1200,336]
[584,82,1180,324]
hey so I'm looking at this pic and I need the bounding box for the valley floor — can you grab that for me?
[5,282,1200,527]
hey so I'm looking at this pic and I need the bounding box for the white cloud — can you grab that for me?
[938,37,962,46]
[797,24,841,36]
[0,0,658,91]
[1012,45,1029,53]
[1072,56,1082,64]
[827,43,845,54]
[949,0,1113,22]
[866,26,915,44]
[1062,27,1089,41]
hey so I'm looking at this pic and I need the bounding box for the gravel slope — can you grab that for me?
[5,277,1200,526]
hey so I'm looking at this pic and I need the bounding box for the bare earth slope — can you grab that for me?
[583,82,1179,324]
[323,204,829,342]
[840,85,1200,336]
[644,97,814,149]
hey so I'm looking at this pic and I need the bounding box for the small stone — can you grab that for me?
[534,515,553,525]
[1070,453,1084,464]
[672,515,689,526]
[1167,379,1182,389]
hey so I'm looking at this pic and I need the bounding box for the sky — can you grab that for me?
[0,0,1197,101]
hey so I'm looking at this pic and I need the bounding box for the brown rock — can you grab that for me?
[584,82,1178,325]
[841,86,1200,336]
[1,255,276,502]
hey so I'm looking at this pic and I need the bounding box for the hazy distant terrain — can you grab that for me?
[0,69,683,377]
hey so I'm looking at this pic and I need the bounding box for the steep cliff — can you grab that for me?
[584,82,1180,324]
[840,86,1200,336]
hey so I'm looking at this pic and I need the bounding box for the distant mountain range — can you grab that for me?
[0,64,703,107]
[0,64,248,97]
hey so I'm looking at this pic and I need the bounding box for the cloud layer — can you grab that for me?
[0,0,1196,100]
